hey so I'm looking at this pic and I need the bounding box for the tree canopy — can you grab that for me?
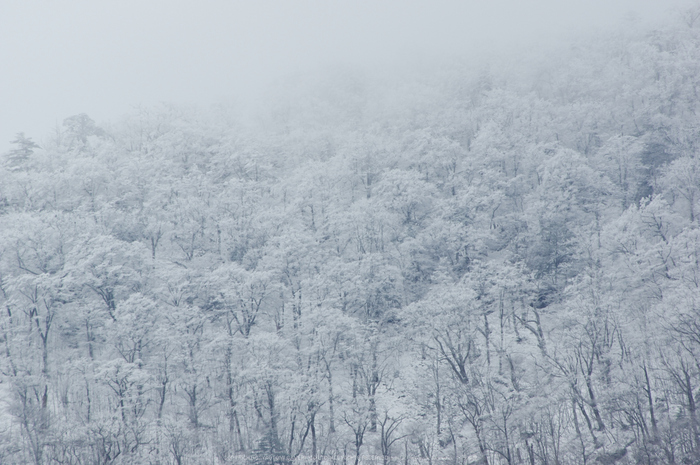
[2,12,700,465]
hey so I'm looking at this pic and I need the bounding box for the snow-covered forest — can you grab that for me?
[3,10,700,465]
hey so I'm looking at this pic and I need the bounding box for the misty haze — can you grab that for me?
[2,1,700,464]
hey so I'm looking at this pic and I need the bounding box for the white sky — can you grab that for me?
[0,0,689,152]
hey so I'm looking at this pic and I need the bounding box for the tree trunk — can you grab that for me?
[643,364,658,439]
[327,366,335,433]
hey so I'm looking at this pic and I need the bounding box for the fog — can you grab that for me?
[0,0,687,152]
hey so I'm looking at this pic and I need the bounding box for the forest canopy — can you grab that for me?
[2,9,700,465]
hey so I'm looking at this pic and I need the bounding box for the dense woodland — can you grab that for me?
[3,10,700,465]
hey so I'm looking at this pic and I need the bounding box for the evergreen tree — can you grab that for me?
[4,132,39,170]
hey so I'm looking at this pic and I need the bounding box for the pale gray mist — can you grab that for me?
[0,0,688,152]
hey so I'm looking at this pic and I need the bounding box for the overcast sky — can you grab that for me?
[0,0,688,152]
